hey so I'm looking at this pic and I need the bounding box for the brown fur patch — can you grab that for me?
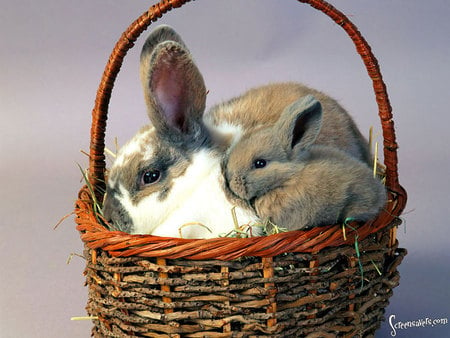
[107,124,192,206]
[133,145,191,204]
[208,82,370,163]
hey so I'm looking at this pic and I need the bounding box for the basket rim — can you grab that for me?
[75,185,405,260]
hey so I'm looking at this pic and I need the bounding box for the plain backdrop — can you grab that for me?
[1,0,449,337]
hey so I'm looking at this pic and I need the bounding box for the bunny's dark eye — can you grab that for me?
[141,170,161,185]
[253,159,267,169]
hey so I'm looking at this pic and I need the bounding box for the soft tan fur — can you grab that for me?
[225,95,386,230]
[208,83,371,164]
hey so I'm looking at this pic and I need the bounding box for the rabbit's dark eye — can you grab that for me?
[141,170,161,185]
[253,159,267,169]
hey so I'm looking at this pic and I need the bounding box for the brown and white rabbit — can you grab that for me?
[102,25,372,238]
[225,95,387,230]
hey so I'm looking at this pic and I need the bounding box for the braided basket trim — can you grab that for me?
[76,186,404,260]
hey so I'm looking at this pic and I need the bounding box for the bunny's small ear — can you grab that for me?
[140,26,207,137]
[276,95,323,157]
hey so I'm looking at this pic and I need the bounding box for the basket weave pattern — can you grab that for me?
[75,0,408,336]
[82,228,406,337]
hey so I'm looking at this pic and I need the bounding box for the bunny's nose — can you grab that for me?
[102,192,134,233]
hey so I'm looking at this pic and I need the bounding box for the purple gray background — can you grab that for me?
[1,0,449,337]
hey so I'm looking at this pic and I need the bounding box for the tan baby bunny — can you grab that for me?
[225,95,387,230]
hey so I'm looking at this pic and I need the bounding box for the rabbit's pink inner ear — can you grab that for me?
[145,40,206,134]
[152,64,188,132]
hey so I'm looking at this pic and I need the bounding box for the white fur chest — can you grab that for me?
[119,149,259,238]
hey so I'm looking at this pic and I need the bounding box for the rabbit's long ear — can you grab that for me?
[276,95,323,157]
[140,26,207,138]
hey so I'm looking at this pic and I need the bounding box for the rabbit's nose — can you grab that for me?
[102,192,134,232]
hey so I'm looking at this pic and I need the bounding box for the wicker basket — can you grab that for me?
[75,0,408,336]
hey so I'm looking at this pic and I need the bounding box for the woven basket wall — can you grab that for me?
[75,0,408,337]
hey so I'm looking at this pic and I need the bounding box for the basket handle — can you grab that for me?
[88,0,405,206]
